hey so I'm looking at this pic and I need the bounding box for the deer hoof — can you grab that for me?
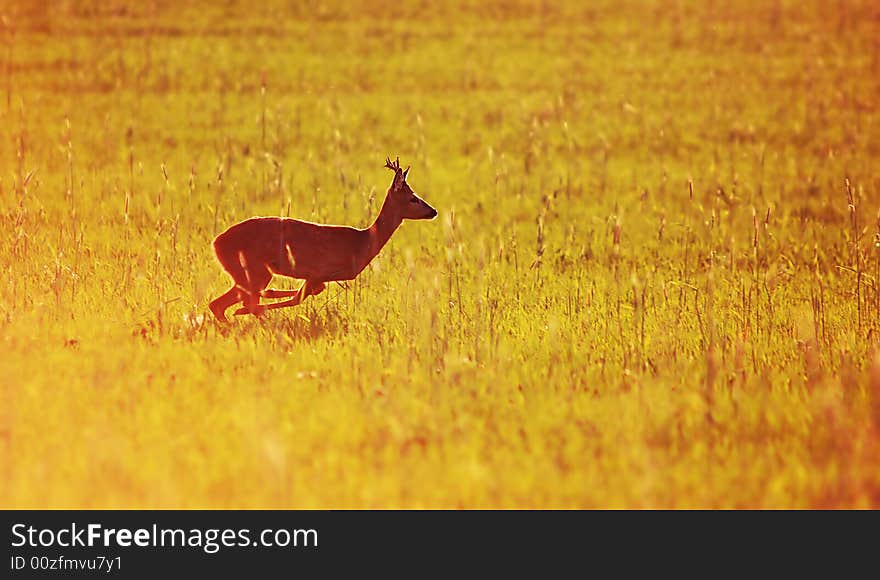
[234,305,265,317]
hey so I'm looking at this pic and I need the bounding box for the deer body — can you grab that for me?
[217,217,374,282]
[209,157,436,322]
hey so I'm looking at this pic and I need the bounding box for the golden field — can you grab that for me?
[1,0,879,508]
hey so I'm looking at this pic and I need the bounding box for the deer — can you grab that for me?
[208,157,437,322]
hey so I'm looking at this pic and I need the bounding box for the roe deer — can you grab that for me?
[209,157,437,322]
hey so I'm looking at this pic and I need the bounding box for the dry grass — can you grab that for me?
[1,0,879,508]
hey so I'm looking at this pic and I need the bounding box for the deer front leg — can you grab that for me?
[233,283,306,316]
[261,288,304,299]
[265,281,326,311]
[266,282,327,310]
[239,288,265,317]
[234,281,325,315]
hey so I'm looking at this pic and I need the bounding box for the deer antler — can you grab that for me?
[384,156,401,173]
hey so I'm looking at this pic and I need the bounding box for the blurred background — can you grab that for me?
[1,1,878,507]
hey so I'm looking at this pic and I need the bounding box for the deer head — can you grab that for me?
[384,156,437,220]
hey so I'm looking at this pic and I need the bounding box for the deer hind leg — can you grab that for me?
[209,286,242,323]
[239,267,272,317]
[212,249,272,320]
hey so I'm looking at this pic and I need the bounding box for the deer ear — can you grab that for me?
[402,167,410,181]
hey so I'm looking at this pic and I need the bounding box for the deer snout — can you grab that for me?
[405,194,437,220]
[420,202,438,220]
[418,195,437,219]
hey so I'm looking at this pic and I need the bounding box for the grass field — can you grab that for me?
[2,0,879,508]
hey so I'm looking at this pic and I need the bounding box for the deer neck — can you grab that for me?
[366,195,403,262]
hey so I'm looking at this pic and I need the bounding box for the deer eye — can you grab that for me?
[409,197,419,203]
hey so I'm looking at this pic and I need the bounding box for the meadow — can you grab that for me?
[1,0,879,508]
